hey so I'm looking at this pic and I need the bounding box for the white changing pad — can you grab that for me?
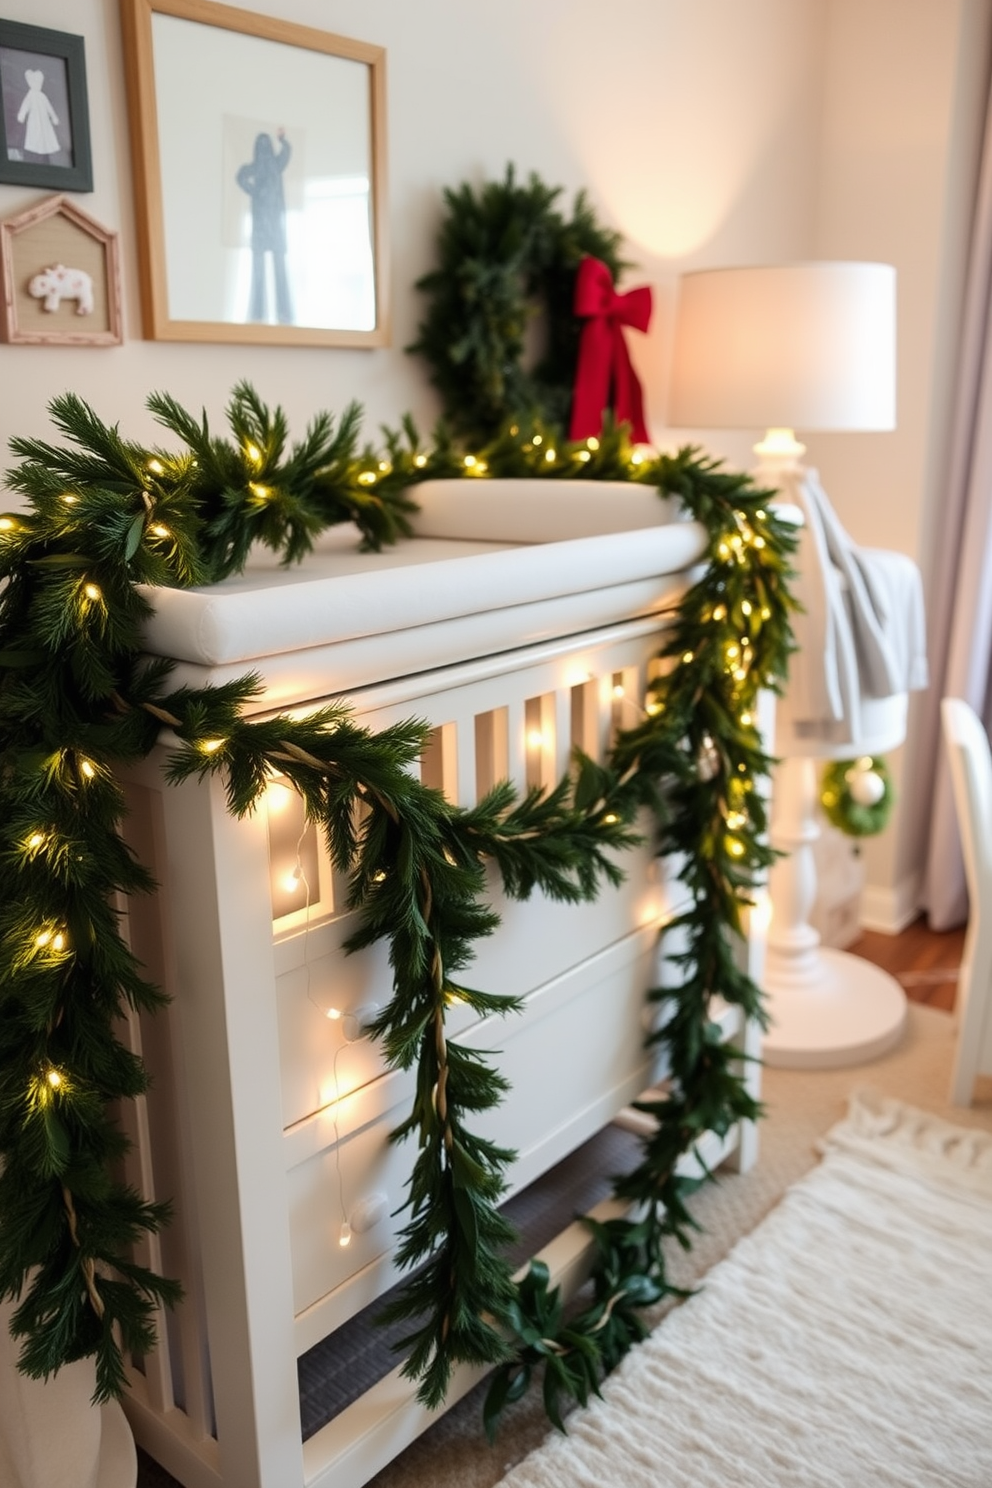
[138,482,706,696]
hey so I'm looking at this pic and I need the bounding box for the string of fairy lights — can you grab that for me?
[0,387,797,1423]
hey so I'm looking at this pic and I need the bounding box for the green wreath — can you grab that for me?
[408,166,627,444]
[821,755,894,837]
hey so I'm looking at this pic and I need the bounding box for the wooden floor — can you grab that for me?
[850,916,965,1012]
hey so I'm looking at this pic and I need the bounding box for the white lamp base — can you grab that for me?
[763,750,908,1070]
[762,945,907,1068]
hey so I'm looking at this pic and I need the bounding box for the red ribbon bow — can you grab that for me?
[569,256,653,446]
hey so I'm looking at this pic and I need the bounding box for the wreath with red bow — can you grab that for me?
[409,166,643,445]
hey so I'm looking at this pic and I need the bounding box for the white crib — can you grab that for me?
[115,481,767,1488]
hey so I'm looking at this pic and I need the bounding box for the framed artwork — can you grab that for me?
[119,0,389,347]
[0,193,122,345]
[0,19,93,192]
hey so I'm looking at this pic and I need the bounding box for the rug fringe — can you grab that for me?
[817,1088,992,1193]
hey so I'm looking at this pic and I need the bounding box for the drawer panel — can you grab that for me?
[275,849,666,1131]
[286,923,663,1331]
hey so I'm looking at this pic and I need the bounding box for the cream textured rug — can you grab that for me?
[495,1089,992,1488]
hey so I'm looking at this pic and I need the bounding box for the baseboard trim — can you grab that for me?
[860,871,922,935]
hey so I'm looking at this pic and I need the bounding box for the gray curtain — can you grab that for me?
[922,68,992,931]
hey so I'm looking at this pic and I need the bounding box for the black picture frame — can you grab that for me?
[0,19,92,191]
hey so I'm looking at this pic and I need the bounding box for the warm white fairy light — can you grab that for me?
[147,458,165,475]
[545,448,556,462]
[358,470,377,484]
[46,1068,62,1090]
[740,711,752,727]
[741,600,752,616]
[378,460,391,473]
[33,926,67,953]
[532,434,543,446]
[245,441,262,466]
[682,650,694,664]
[586,436,599,450]
[200,738,225,754]
[712,605,726,621]
[248,482,270,499]
[413,453,428,468]
[149,524,170,539]
[79,759,96,779]
[61,494,78,505]
[0,516,16,530]
[752,535,766,549]
[603,813,619,825]
[83,583,102,602]
[264,781,293,813]
[463,454,477,468]
[577,450,591,462]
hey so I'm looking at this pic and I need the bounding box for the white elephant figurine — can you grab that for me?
[28,263,94,315]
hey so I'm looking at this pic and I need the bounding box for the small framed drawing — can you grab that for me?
[0,19,93,192]
[120,0,389,347]
[0,194,122,345]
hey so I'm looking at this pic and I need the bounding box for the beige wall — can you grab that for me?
[1,0,987,926]
[0,0,824,472]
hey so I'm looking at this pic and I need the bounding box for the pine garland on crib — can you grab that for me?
[0,387,796,1422]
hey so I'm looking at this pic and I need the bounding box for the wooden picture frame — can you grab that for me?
[0,19,93,192]
[119,0,390,347]
[0,194,122,345]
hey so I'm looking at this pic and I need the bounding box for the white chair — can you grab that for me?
[940,696,992,1105]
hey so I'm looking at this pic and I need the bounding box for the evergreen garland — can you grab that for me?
[408,166,627,445]
[0,388,796,1424]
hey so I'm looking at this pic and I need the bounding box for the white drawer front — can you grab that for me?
[286,922,662,1335]
[275,850,661,1131]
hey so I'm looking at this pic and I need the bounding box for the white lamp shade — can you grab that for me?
[669,262,896,432]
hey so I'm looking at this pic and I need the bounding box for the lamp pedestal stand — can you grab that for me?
[763,752,907,1068]
[748,441,909,1069]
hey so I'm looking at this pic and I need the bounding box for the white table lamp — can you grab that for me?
[670,261,910,1068]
